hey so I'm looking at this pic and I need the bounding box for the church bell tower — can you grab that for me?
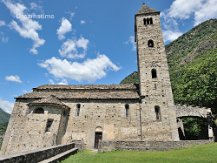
[135,4,179,141]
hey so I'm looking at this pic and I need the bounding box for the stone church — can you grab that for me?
[1,4,212,155]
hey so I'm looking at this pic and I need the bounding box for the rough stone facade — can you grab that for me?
[98,140,212,152]
[0,4,212,155]
[135,5,179,141]
[176,105,212,118]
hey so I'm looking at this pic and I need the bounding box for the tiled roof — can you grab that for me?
[29,95,65,106]
[17,84,140,100]
[136,4,159,15]
[35,84,138,90]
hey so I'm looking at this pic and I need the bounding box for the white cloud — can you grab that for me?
[59,37,89,59]
[0,20,6,27]
[80,20,86,25]
[39,54,120,82]
[161,12,183,43]
[3,0,45,54]
[194,0,217,25]
[0,99,13,113]
[163,30,183,42]
[5,75,22,83]
[168,0,204,19]
[57,18,72,40]
[167,0,217,25]
[30,2,43,11]
[49,79,68,85]
[125,36,136,51]
[162,0,217,42]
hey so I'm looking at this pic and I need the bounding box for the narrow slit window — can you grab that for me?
[148,40,154,47]
[155,106,161,121]
[76,104,81,116]
[33,108,44,114]
[125,104,129,117]
[45,119,53,132]
[151,69,157,79]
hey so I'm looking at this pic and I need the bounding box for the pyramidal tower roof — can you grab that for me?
[136,4,159,15]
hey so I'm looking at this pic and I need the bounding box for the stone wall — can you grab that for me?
[2,99,143,154]
[99,140,212,152]
[62,100,141,149]
[0,143,76,163]
[1,99,68,155]
[176,104,212,118]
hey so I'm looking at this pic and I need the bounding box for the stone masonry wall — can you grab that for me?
[2,99,143,154]
[99,140,212,152]
[0,143,76,163]
[1,99,67,155]
[1,101,29,155]
[62,100,141,149]
[136,12,179,141]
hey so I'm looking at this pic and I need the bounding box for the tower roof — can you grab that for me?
[136,4,159,15]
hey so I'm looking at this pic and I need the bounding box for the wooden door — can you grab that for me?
[94,132,102,149]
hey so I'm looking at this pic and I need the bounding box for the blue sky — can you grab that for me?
[0,0,217,113]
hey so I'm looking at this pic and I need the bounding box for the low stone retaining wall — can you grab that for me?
[72,140,85,150]
[0,143,76,163]
[99,140,212,152]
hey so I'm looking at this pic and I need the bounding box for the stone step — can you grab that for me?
[38,148,78,163]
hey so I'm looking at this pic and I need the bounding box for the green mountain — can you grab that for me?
[0,108,9,148]
[121,19,217,112]
[0,108,10,124]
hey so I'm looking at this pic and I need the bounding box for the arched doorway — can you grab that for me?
[94,126,103,149]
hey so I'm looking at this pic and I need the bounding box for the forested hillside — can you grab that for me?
[0,108,10,148]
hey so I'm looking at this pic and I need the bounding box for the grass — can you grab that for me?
[62,143,217,163]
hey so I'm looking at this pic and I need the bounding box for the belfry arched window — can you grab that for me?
[151,69,157,79]
[143,18,147,25]
[33,107,44,114]
[155,106,161,121]
[148,40,154,47]
[144,18,153,25]
[125,104,129,117]
[149,18,153,24]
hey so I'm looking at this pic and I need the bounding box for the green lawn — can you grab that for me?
[62,143,217,163]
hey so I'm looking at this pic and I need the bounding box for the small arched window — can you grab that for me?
[144,18,153,25]
[33,107,44,114]
[148,40,154,47]
[125,104,129,117]
[149,18,153,24]
[155,106,161,121]
[76,104,81,116]
[151,69,157,79]
[143,18,147,25]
